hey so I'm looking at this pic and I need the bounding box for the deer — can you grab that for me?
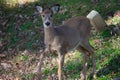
[35,4,96,80]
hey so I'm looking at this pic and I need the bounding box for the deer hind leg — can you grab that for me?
[80,41,94,55]
[79,46,89,80]
[84,44,96,79]
[80,42,96,79]
[91,52,96,79]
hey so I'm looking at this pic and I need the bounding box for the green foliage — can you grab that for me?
[63,61,81,79]
[111,36,120,49]
[19,55,29,61]
[21,22,33,31]
[112,17,120,25]
[22,73,36,80]
[99,28,112,38]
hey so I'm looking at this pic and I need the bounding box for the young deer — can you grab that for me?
[35,4,96,80]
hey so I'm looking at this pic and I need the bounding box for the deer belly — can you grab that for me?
[67,41,80,52]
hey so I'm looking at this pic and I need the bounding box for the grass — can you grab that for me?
[0,0,120,80]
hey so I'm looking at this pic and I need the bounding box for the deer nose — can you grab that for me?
[45,22,50,26]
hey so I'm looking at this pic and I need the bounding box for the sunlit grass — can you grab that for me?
[0,0,39,7]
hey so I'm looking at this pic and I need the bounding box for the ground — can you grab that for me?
[0,0,120,80]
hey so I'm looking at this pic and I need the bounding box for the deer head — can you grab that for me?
[36,4,60,28]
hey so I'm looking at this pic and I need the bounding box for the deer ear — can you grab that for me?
[51,4,60,14]
[36,6,43,13]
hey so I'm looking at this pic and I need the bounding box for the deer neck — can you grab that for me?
[44,27,56,44]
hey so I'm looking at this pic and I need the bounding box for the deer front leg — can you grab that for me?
[57,53,65,80]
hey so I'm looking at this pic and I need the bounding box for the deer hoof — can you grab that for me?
[80,73,85,80]
[93,74,97,79]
